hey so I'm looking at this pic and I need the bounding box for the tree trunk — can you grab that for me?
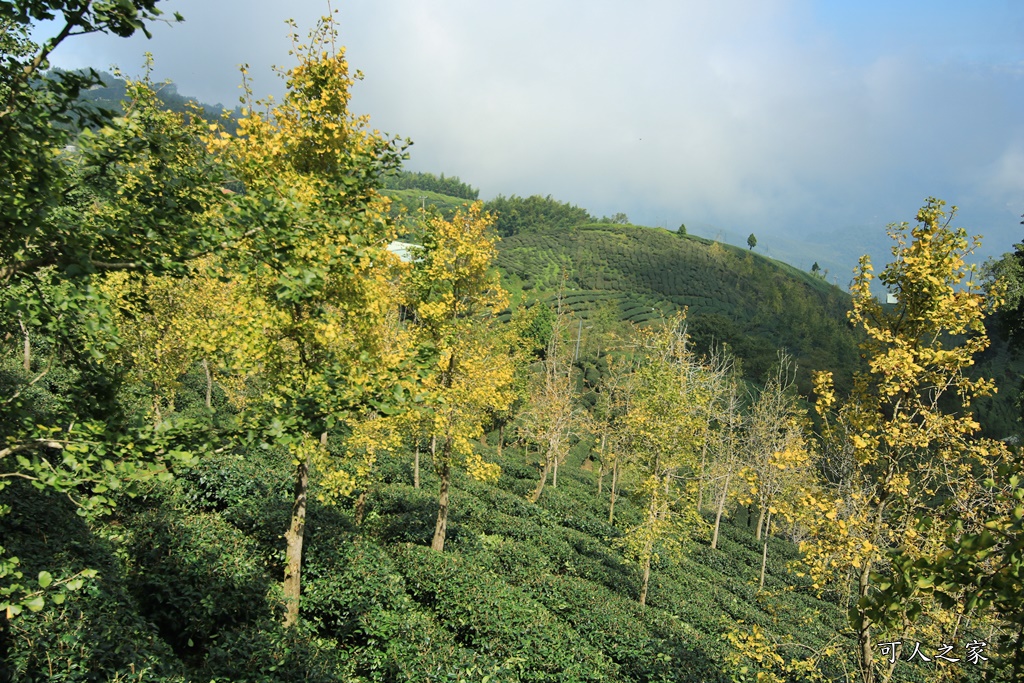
[431,458,451,552]
[639,547,652,606]
[711,469,731,549]
[697,438,708,511]
[758,510,773,590]
[497,424,503,458]
[354,490,367,526]
[608,459,619,525]
[759,539,768,590]
[755,506,765,541]
[552,450,559,488]
[413,442,420,489]
[530,456,553,504]
[19,316,30,373]
[283,436,316,628]
[858,558,875,683]
[202,358,212,409]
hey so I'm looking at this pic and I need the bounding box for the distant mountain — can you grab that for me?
[66,70,238,133]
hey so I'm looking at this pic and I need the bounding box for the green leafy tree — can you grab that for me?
[747,233,757,250]
[805,198,1011,683]
[0,1,230,619]
[202,15,408,627]
[879,466,1024,679]
[613,315,712,605]
[484,194,592,237]
[381,170,479,200]
[986,215,1024,340]
[405,203,515,552]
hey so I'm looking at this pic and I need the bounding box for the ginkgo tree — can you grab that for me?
[1,3,232,619]
[404,203,515,553]
[202,14,409,628]
[520,304,583,504]
[613,315,712,605]
[741,354,818,589]
[804,198,1013,683]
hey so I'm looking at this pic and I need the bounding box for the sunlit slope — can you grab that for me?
[496,224,861,387]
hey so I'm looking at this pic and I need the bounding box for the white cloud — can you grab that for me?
[41,0,1024,259]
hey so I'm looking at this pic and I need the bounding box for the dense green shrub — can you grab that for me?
[530,575,727,683]
[0,483,184,682]
[120,506,271,656]
[393,544,618,682]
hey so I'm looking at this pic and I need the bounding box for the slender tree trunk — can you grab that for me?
[552,450,559,488]
[413,442,420,489]
[283,436,316,628]
[431,458,451,552]
[950,612,963,648]
[711,469,732,549]
[858,497,890,683]
[697,438,708,511]
[530,455,552,503]
[497,424,503,458]
[19,316,30,373]
[759,539,768,590]
[608,460,619,525]
[755,506,766,541]
[202,358,212,409]
[758,510,773,589]
[858,559,875,683]
[354,490,367,526]
[639,544,653,606]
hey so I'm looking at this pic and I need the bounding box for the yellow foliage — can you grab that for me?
[804,199,1013,679]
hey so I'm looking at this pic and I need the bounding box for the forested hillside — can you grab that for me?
[495,224,861,392]
[2,4,1022,683]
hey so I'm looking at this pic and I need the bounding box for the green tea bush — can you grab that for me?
[0,483,184,682]
[393,544,618,682]
[120,506,271,656]
[529,575,728,683]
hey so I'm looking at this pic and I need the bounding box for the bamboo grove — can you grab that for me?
[2,3,1023,682]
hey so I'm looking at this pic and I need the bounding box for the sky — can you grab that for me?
[41,0,1024,276]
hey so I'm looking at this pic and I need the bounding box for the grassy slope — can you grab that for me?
[496,223,862,391]
[383,189,471,228]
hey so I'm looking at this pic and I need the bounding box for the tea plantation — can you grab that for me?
[1,410,880,682]
[495,224,862,391]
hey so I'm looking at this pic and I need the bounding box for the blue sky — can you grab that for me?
[40,0,1024,277]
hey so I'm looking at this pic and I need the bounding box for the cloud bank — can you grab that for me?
[45,0,1024,263]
